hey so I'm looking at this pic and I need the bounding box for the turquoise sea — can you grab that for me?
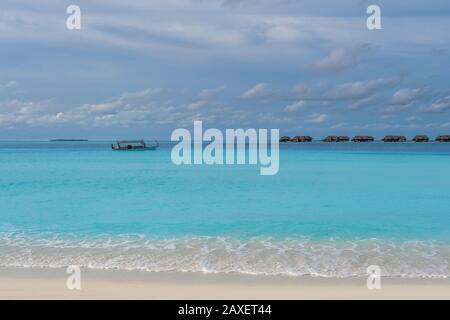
[1,141,449,278]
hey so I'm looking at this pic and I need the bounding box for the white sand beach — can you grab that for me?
[0,267,448,300]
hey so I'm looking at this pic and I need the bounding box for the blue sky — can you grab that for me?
[1,0,450,139]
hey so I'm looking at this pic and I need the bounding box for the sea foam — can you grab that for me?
[0,232,448,278]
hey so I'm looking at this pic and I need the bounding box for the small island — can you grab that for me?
[50,139,89,142]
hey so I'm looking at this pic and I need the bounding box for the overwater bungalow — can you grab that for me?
[322,136,350,142]
[412,135,429,142]
[291,136,313,142]
[436,135,450,142]
[111,140,159,150]
[382,135,407,142]
[351,136,374,142]
[280,136,291,142]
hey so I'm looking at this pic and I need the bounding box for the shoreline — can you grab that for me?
[0,267,449,300]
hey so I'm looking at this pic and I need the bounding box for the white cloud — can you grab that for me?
[1,1,450,65]
[391,87,430,105]
[0,87,255,128]
[1,1,449,136]
[240,83,269,99]
[185,100,208,111]
[330,122,346,129]
[284,100,305,112]
[420,95,450,113]
[348,96,376,110]
[310,48,356,72]
[289,79,396,103]
[265,21,302,42]
[117,88,165,100]
[198,85,225,100]
[304,113,328,124]
[0,99,63,126]
[0,80,18,90]
[324,78,396,101]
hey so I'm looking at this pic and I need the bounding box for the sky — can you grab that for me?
[1,0,450,140]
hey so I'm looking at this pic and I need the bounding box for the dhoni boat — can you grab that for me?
[111,140,159,151]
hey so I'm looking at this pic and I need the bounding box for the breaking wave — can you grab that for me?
[0,232,449,278]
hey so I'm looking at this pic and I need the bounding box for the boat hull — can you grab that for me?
[112,146,157,151]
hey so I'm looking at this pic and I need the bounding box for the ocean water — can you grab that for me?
[1,141,450,278]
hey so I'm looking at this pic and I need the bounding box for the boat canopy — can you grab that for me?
[116,140,146,147]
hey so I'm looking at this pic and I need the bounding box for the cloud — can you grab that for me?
[0,87,257,128]
[185,100,208,111]
[289,78,397,104]
[265,20,302,42]
[348,96,376,110]
[330,122,346,129]
[284,100,305,112]
[240,83,269,99]
[1,0,450,66]
[198,85,225,100]
[117,88,165,100]
[304,113,328,124]
[309,48,356,72]
[324,78,397,101]
[1,1,449,139]
[306,43,375,73]
[225,78,396,117]
[385,86,431,113]
[0,99,62,126]
[65,91,215,126]
[391,87,430,105]
[0,77,408,133]
[0,80,18,90]
[421,95,450,113]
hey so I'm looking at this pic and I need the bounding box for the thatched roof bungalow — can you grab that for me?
[280,136,291,142]
[352,136,374,142]
[436,135,450,142]
[382,135,407,142]
[322,136,350,142]
[291,136,313,142]
[412,135,429,142]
